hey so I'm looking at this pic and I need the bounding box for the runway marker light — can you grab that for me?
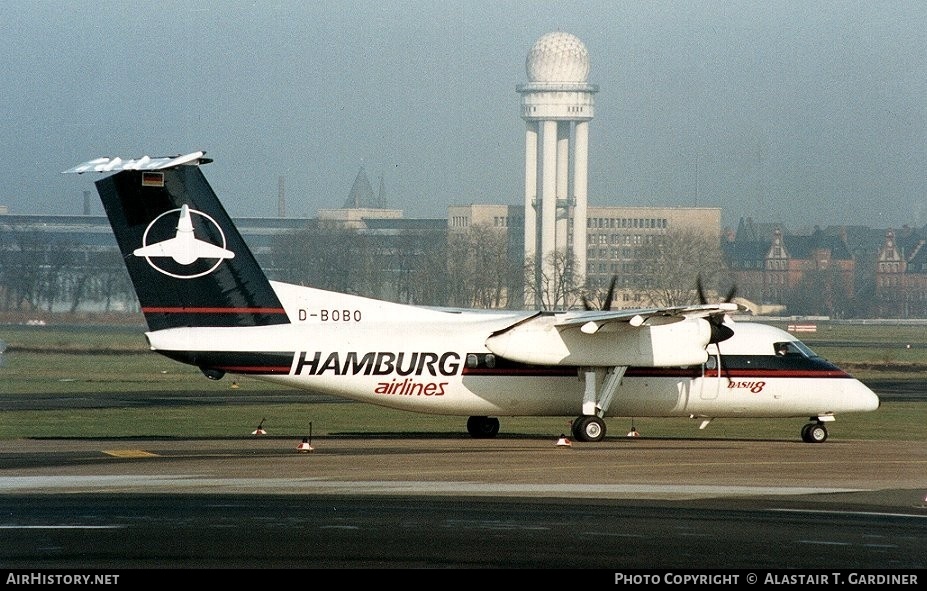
[297,421,314,452]
[251,417,266,436]
[556,434,572,447]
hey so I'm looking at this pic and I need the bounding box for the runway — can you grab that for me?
[2,435,926,501]
[1,435,925,569]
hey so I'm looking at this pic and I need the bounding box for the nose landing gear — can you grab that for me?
[800,421,828,443]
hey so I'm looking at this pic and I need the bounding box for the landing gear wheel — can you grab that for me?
[571,418,583,440]
[573,416,607,442]
[466,416,500,439]
[801,422,828,443]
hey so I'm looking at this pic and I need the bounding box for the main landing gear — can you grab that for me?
[566,366,626,443]
[572,415,607,442]
[467,416,500,439]
[800,420,828,443]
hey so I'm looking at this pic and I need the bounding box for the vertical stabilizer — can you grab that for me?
[66,154,289,330]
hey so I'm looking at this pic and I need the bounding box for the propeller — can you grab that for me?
[582,276,617,311]
[696,276,737,344]
[697,276,737,306]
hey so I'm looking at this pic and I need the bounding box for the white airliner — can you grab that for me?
[64,152,880,443]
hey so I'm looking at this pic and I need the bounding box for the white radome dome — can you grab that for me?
[526,31,590,83]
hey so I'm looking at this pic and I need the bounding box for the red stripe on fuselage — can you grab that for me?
[462,366,850,379]
[711,368,851,379]
[215,365,292,374]
[142,306,287,314]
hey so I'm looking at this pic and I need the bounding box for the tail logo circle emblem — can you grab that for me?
[133,206,235,279]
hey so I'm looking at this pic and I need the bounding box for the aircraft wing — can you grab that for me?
[554,302,741,334]
[484,302,745,368]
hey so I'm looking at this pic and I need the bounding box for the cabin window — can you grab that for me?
[466,353,497,369]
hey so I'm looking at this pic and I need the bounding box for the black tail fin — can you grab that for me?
[65,153,289,331]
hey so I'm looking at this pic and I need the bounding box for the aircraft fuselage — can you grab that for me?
[145,285,879,421]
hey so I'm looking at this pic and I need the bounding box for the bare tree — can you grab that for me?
[636,229,726,307]
[271,221,372,295]
[0,224,44,311]
[523,250,584,310]
[787,267,853,318]
[447,224,512,308]
[93,250,134,312]
[394,230,450,306]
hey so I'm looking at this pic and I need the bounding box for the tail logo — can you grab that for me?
[133,205,235,279]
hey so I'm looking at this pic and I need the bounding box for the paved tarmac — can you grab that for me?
[2,435,925,506]
[1,435,925,570]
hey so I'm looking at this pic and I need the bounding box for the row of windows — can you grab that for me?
[451,215,523,228]
[588,233,656,246]
[493,216,521,227]
[875,287,927,300]
[878,262,903,273]
[879,276,901,287]
[766,259,788,270]
[765,274,787,285]
[587,262,644,274]
[588,247,637,260]
[588,217,668,230]
[523,106,588,114]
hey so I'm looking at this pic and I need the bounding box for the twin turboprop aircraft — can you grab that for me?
[64,152,880,443]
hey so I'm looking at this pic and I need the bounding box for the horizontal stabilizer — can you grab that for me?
[62,152,211,174]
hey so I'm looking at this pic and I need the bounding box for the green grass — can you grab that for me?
[0,401,918,441]
[0,321,925,441]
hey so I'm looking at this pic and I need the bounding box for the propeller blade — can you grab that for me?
[581,295,593,311]
[696,276,708,305]
[724,285,737,303]
[603,276,617,312]
[696,276,737,305]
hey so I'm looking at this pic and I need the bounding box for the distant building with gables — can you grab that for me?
[724,218,856,317]
[874,226,927,317]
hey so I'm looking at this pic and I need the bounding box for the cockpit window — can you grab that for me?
[774,340,818,358]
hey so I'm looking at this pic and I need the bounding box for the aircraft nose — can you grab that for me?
[852,379,880,412]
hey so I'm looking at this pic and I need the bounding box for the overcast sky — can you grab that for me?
[2,1,925,231]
